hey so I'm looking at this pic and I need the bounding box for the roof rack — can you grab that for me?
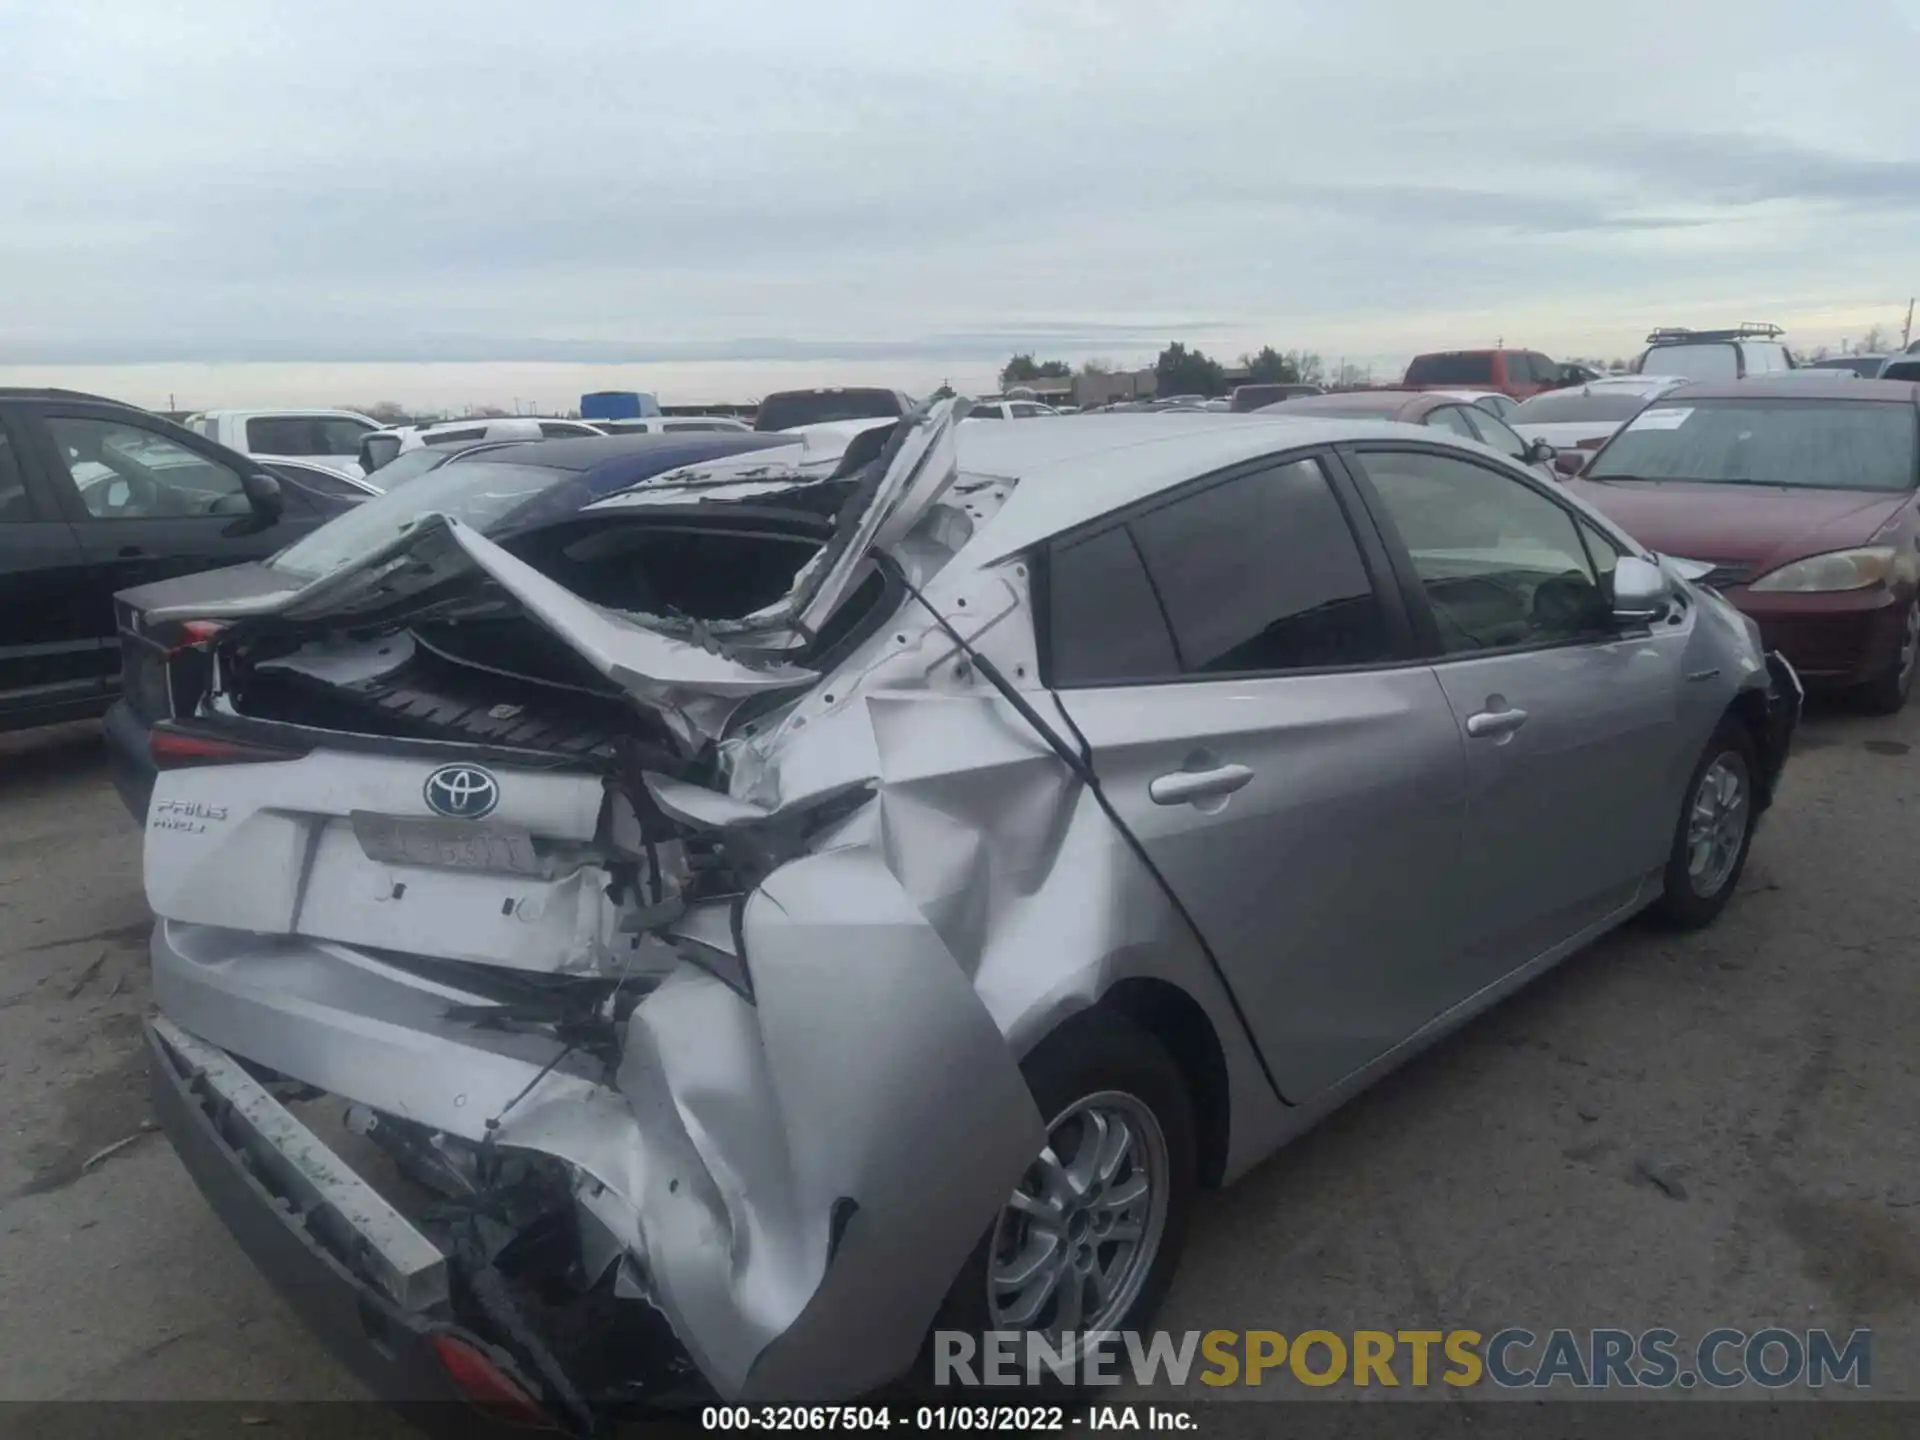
[1645,323,1785,345]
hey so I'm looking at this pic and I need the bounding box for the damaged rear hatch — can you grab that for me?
[139,399,1052,1416]
[141,400,965,974]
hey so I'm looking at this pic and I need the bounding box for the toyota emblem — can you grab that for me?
[423,764,500,820]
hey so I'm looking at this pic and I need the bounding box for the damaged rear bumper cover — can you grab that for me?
[146,1013,476,1405]
[147,845,1046,1410]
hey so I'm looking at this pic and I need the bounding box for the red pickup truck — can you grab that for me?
[1403,348,1567,398]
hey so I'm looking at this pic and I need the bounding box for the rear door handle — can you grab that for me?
[1465,707,1530,738]
[1148,763,1254,806]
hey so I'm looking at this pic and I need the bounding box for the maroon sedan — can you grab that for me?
[1563,375,1920,711]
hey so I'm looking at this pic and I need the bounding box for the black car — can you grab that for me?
[105,428,794,819]
[0,389,356,734]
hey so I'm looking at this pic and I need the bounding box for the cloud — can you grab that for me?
[3,0,1919,404]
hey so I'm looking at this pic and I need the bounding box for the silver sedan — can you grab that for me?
[136,402,1799,1420]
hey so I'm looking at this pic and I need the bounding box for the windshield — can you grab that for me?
[360,446,451,492]
[1404,354,1494,386]
[754,389,902,431]
[1588,400,1918,492]
[1510,392,1651,425]
[269,461,573,578]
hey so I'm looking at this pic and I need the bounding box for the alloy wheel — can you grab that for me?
[986,1090,1170,1355]
[1686,752,1749,899]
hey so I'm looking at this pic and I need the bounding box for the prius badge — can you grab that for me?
[424,764,500,820]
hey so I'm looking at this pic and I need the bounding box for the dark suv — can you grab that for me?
[0,389,350,733]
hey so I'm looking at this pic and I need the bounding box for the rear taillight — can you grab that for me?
[164,619,228,660]
[427,1333,554,1428]
[148,725,308,770]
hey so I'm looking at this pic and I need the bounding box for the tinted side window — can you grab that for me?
[1577,516,1623,602]
[0,430,33,522]
[1129,457,1391,674]
[1406,353,1495,386]
[47,417,250,521]
[1046,526,1179,686]
[1426,405,1480,438]
[1465,408,1530,461]
[1355,449,1606,655]
[246,416,313,453]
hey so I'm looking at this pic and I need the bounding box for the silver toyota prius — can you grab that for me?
[135,401,1799,1423]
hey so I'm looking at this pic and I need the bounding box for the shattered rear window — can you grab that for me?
[267,462,573,578]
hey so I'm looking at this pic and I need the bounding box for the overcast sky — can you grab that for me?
[4,0,1920,410]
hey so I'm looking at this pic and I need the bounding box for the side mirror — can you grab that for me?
[361,435,402,472]
[1611,554,1672,625]
[1553,449,1590,477]
[1524,438,1557,466]
[238,470,284,530]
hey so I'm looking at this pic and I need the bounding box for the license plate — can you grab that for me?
[350,811,544,877]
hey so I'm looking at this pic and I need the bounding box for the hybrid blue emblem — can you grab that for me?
[423,764,500,820]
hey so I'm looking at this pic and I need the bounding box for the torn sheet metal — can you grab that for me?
[148,512,817,752]
[151,837,1044,1402]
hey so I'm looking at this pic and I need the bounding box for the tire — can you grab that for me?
[919,1009,1197,1392]
[1855,597,1920,715]
[1647,718,1759,930]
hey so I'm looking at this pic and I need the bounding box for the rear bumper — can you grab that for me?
[1732,587,1909,687]
[103,699,156,823]
[145,1015,478,1409]
[147,877,1044,1406]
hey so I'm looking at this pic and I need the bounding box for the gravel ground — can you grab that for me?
[0,701,1914,1411]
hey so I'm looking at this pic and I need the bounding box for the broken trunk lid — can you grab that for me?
[142,514,818,753]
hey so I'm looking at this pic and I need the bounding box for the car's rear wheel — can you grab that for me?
[1648,718,1758,930]
[925,1009,1196,1387]
[1855,597,1920,715]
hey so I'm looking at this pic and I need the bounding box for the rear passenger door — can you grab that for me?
[1046,451,1475,1101]
[1344,444,1690,987]
[0,409,103,718]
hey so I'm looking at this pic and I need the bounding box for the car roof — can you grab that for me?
[959,413,1508,565]
[467,430,792,477]
[192,407,374,420]
[0,387,141,405]
[1665,376,1920,402]
[1259,389,1436,417]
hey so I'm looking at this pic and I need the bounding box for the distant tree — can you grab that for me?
[1237,346,1300,385]
[1154,342,1227,397]
[1000,354,1071,387]
[931,381,956,400]
[477,405,510,418]
[1079,358,1118,377]
[1859,325,1890,355]
[1288,351,1326,385]
[1809,344,1833,361]
[361,400,409,425]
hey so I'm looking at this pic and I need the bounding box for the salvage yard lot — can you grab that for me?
[1,705,1917,1404]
